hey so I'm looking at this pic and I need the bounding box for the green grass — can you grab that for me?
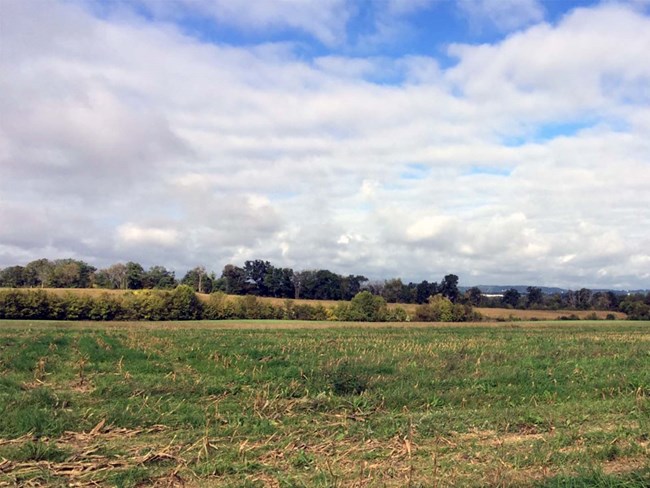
[0,320,648,487]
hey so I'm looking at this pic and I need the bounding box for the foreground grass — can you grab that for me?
[0,320,648,487]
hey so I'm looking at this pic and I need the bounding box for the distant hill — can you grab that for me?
[461,286,648,295]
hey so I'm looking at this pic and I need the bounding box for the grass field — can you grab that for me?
[0,320,648,487]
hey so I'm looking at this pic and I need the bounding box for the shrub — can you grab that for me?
[204,291,237,320]
[337,291,387,322]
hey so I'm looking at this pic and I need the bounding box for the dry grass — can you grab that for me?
[475,307,626,320]
[1,321,648,486]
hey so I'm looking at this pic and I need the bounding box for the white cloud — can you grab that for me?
[0,1,649,288]
[457,0,545,32]
[123,0,351,46]
[117,224,180,247]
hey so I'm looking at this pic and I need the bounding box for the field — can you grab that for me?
[0,320,648,487]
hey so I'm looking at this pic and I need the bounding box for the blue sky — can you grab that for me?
[1,0,649,288]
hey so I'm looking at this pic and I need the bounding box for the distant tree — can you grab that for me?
[382,278,405,303]
[0,266,26,287]
[243,260,272,295]
[303,270,344,300]
[526,286,543,308]
[24,259,54,288]
[365,280,385,298]
[221,264,249,295]
[144,266,177,289]
[440,274,460,303]
[576,288,592,310]
[125,262,145,290]
[182,266,213,293]
[619,294,650,320]
[502,288,521,308]
[465,287,483,307]
[292,270,313,299]
[415,280,438,304]
[264,267,294,298]
[102,263,128,289]
[341,275,368,301]
[48,259,96,288]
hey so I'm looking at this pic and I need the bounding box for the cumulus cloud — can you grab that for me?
[0,0,649,288]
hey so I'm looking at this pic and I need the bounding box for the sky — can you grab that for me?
[1,0,649,289]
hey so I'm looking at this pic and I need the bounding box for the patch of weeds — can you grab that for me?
[106,467,152,487]
[12,441,71,462]
[534,467,650,487]
[291,449,315,469]
[327,361,370,396]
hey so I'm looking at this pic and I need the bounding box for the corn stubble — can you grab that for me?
[0,320,648,486]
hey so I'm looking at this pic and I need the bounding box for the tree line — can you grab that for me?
[1,258,648,319]
[0,258,462,303]
[468,286,650,320]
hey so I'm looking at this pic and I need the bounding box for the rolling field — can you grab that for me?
[0,320,648,487]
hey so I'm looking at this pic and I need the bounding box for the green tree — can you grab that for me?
[125,262,145,290]
[244,260,272,295]
[182,266,213,293]
[502,288,521,308]
[24,259,54,288]
[0,266,26,287]
[440,274,460,303]
[465,287,483,307]
[144,266,177,289]
[526,286,543,308]
[221,264,250,295]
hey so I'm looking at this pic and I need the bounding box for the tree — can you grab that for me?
[0,266,26,287]
[302,270,344,300]
[264,267,294,298]
[440,274,460,303]
[144,266,177,289]
[244,260,272,295]
[382,278,406,303]
[48,259,96,288]
[24,259,54,288]
[125,262,145,290]
[415,280,437,304]
[221,264,249,295]
[182,266,213,294]
[101,263,128,289]
[465,287,483,307]
[576,288,592,310]
[502,288,521,308]
[341,275,368,301]
[526,286,543,308]
[292,270,313,299]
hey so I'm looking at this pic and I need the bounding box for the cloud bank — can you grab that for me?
[1,0,649,288]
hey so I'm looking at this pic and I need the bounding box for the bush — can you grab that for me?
[336,291,387,322]
[204,291,237,320]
